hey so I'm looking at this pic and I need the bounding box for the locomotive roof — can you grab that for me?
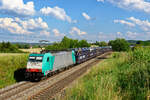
[29,53,44,57]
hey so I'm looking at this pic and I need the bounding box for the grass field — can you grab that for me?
[63,47,150,100]
[0,53,29,89]
[20,48,42,53]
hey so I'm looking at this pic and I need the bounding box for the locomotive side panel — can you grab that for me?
[52,51,75,71]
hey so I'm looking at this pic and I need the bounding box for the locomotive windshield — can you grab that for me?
[29,56,43,62]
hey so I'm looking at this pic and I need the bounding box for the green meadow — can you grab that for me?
[0,53,28,88]
[64,47,150,100]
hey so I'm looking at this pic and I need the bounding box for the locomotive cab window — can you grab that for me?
[36,57,43,62]
[47,57,49,62]
[29,56,43,62]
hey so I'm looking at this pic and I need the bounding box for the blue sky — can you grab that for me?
[0,0,150,43]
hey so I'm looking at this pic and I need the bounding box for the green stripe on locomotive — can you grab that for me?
[29,53,44,57]
[42,53,55,76]
[72,50,76,64]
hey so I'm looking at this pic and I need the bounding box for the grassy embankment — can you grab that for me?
[64,47,150,100]
[0,53,28,89]
[20,48,42,53]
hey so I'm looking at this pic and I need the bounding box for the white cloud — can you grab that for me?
[0,17,31,34]
[82,12,91,20]
[97,0,104,2]
[115,17,150,32]
[126,31,138,39]
[128,17,150,31]
[0,0,35,16]
[52,29,64,37]
[97,31,150,41]
[114,19,135,27]
[70,27,87,36]
[117,32,122,35]
[40,6,72,23]
[40,31,50,36]
[100,0,150,13]
[98,31,139,41]
[0,17,49,35]
[98,32,117,41]
[93,30,149,41]
[72,20,77,23]
[15,17,48,31]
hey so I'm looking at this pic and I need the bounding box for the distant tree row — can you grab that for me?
[45,36,90,51]
[0,42,23,53]
[0,38,138,53]
[15,44,30,49]
[128,40,150,46]
[136,40,150,46]
[15,44,43,49]
[94,41,108,47]
[45,37,131,52]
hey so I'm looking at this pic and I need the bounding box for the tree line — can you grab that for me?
[45,37,131,52]
[45,36,90,51]
[0,42,34,53]
[136,40,150,46]
[0,42,23,53]
[93,41,108,47]
[1,36,149,53]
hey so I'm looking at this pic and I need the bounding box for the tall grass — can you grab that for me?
[63,47,150,100]
[63,52,124,100]
[0,53,28,88]
[116,47,150,100]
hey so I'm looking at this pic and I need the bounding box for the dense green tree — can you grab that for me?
[93,41,108,47]
[45,36,90,51]
[0,42,22,53]
[108,40,114,46]
[69,39,79,48]
[24,44,30,49]
[136,41,142,45]
[78,40,90,47]
[95,41,99,46]
[136,41,150,46]
[15,44,30,49]
[109,38,130,51]
[99,41,108,47]
[61,36,71,49]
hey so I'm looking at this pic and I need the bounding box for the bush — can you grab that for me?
[129,47,150,64]
[0,54,28,88]
[0,42,23,53]
[115,47,150,99]
[109,38,130,52]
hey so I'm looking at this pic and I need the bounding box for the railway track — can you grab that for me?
[0,81,27,95]
[30,57,101,100]
[29,52,111,100]
[0,52,111,100]
[0,82,38,100]
[0,66,75,100]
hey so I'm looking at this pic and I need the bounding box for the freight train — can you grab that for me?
[25,47,111,81]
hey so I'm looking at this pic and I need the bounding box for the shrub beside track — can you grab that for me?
[0,53,28,88]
